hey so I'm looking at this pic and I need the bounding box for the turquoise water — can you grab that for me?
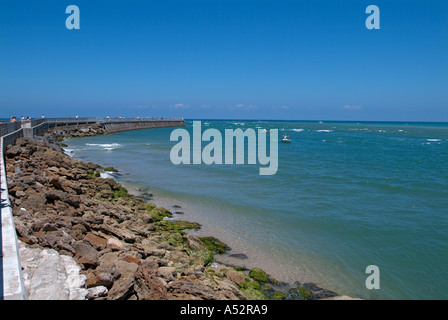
[64,120,448,299]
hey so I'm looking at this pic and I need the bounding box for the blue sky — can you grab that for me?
[0,0,447,121]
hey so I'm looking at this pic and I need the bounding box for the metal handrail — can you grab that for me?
[0,122,22,137]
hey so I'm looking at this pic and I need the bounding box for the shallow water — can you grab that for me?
[65,120,448,299]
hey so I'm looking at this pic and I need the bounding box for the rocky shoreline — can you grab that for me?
[5,126,343,300]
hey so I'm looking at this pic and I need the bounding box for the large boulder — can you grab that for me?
[167,280,221,300]
[86,267,121,289]
[225,269,247,286]
[5,145,23,158]
[73,241,99,268]
[183,234,206,251]
[157,267,177,282]
[134,264,168,300]
[107,276,135,300]
[84,234,107,250]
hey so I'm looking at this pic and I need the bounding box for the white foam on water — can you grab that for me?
[63,148,74,155]
[426,139,441,142]
[86,143,123,151]
[316,130,333,133]
[100,172,114,179]
[292,129,304,132]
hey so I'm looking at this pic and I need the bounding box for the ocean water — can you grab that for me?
[64,120,448,300]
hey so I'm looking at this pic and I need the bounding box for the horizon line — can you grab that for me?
[1,116,448,124]
[186,118,448,124]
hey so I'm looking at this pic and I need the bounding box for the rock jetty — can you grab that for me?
[5,130,343,300]
[6,137,248,300]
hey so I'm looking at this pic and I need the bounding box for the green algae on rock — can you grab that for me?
[199,236,230,254]
[249,267,270,283]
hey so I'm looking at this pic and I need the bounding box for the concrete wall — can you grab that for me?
[101,120,185,133]
[31,122,49,137]
[2,129,23,149]
[1,129,27,300]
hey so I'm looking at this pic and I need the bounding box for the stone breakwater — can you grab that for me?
[50,123,107,138]
[6,137,245,300]
[5,128,344,300]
